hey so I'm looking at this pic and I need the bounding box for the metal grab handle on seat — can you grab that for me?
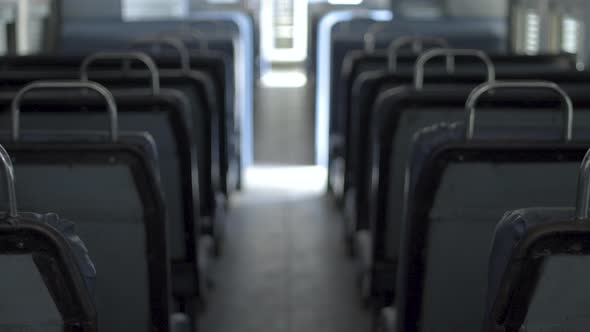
[414,48,496,90]
[0,144,17,218]
[80,51,161,95]
[11,81,119,142]
[465,81,573,141]
[180,28,209,51]
[159,27,209,51]
[363,23,387,53]
[576,149,590,220]
[132,37,191,72]
[387,36,449,72]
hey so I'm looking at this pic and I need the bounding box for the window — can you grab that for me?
[122,0,188,21]
[561,15,580,54]
[327,0,364,4]
[510,0,586,69]
[446,0,507,18]
[524,10,541,54]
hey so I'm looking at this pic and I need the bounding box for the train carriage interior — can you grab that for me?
[1,0,590,331]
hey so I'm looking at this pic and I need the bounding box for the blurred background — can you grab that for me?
[3,0,586,168]
[1,1,589,332]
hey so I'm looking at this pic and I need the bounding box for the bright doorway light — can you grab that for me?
[562,16,580,54]
[122,0,187,21]
[524,10,540,54]
[328,0,364,4]
[245,165,327,194]
[261,70,308,88]
[260,0,308,63]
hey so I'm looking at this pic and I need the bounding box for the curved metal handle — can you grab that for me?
[388,36,450,72]
[0,144,17,218]
[192,21,222,34]
[465,81,573,141]
[576,149,590,220]
[80,51,161,95]
[363,22,387,53]
[12,81,119,142]
[180,28,209,51]
[160,27,209,51]
[414,48,496,90]
[132,37,191,72]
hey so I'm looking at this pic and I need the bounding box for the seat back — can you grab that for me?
[6,135,170,332]
[397,83,590,332]
[399,127,588,332]
[376,85,590,258]
[486,151,590,332]
[354,84,590,304]
[0,145,97,332]
[328,16,509,104]
[81,52,221,218]
[55,24,241,192]
[0,54,222,219]
[0,81,171,332]
[90,70,221,220]
[349,55,590,239]
[0,87,197,265]
[485,207,590,332]
[0,214,98,332]
[344,55,577,203]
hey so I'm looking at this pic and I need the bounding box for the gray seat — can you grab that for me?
[330,33,574,201]
[357,76,590,307]
[90,67,223,225]
[0,81,187,331]
[0,123,96,332]
[484,207,590,332]
[343,60,582,264]
[0,88,208,308]
[486,155,590,332]
[395,118,590,332]
[0,152,97,331]
[2,131,175,332]
[0,51,235,197]
[0,56,225,250]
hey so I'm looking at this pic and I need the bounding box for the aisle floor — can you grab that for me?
[254,84,315,165]
[199,166,371,332]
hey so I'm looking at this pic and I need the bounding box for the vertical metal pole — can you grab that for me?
[314,10,392,167]
[17,0,30,55]
[583,0,590,68]
[0,3,14,55]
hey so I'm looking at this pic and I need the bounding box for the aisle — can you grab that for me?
[253,83,315,165]
[199,166,371,332]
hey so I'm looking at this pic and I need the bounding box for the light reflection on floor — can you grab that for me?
[236,165,328,204]
[200,165,371,332]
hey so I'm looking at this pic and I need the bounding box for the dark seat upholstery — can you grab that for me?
[99,68,224,232]
[394,122,590,332]
[486,203,590,332]
[2,131,178,332]
[0,89,208,309]
[0,211,97,332]
[343,58,578,229]
[362,85,590,298]
[341,54,574,186]
[0,52,238,197]
[0,58,227,247]
[326,16,519,122]
[326,19,573,196]
[53,19,244,190]
[340,64,580,255]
